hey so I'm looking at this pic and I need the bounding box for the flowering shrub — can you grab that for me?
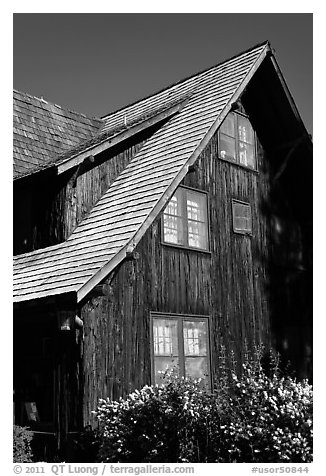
[95,377,212,462]
[13,425,34,463]
[215,363,313,462]
[94,349,313,463]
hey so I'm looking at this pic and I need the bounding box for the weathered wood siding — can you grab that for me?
[80,120,273,425]
[78,64,312,425]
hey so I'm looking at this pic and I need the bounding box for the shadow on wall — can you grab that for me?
[255,140,312,381]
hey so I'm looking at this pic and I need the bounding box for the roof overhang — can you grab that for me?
[266,50,311,142]
[13,291,77,309]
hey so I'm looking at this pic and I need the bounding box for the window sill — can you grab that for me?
[218,155,259,174]
[30,430,56,436]
[162,242,212,255]
[233,230,253,237]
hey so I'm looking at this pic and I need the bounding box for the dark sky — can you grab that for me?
[13,13,313,134]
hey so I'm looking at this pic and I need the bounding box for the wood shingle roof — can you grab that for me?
[13,41,270,303]
[13,90,103,179]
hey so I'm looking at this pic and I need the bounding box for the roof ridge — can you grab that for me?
[100,40,270,120]
[13,89,103,123]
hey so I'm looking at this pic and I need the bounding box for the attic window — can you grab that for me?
[232,200,252,234]
[219,112,256,169]
[162,187,209,251]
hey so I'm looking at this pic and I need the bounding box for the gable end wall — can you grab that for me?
[79,121,274,425]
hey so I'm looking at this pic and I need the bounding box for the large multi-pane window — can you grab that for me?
[152,314,210,386]
[163,187,209,251]
[219,112,256,169]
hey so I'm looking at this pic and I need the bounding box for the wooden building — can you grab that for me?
[13,41,312,460]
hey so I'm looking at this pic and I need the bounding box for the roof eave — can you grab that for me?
[14,163,57,183]
[56,98,190,175]
[13,290,77,308]
[267,50,312,142]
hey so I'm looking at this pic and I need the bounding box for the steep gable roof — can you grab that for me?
[13,90,103,179]
[13,41,271,303]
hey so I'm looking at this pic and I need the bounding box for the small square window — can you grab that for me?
[232,200,252,234]
[163,187,209,251]
[219,112,256,169]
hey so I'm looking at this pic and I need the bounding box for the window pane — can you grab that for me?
[220,113,235,137]
[187,222,208,249]
[219,134,236,161]
[238,115,254,144]
[163,190,185,245]
[232,201,252,233]
[163,214,185,245]
[153,319,178,356]
[183,320,208,356]
[186,191,208,250]
[234,217,251,231]
[154,357,179,384]
[186,191,206,222]
[165,192,181,216]
[153,319,179,384]
[239,142,255,168]
[185,357,209,383]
